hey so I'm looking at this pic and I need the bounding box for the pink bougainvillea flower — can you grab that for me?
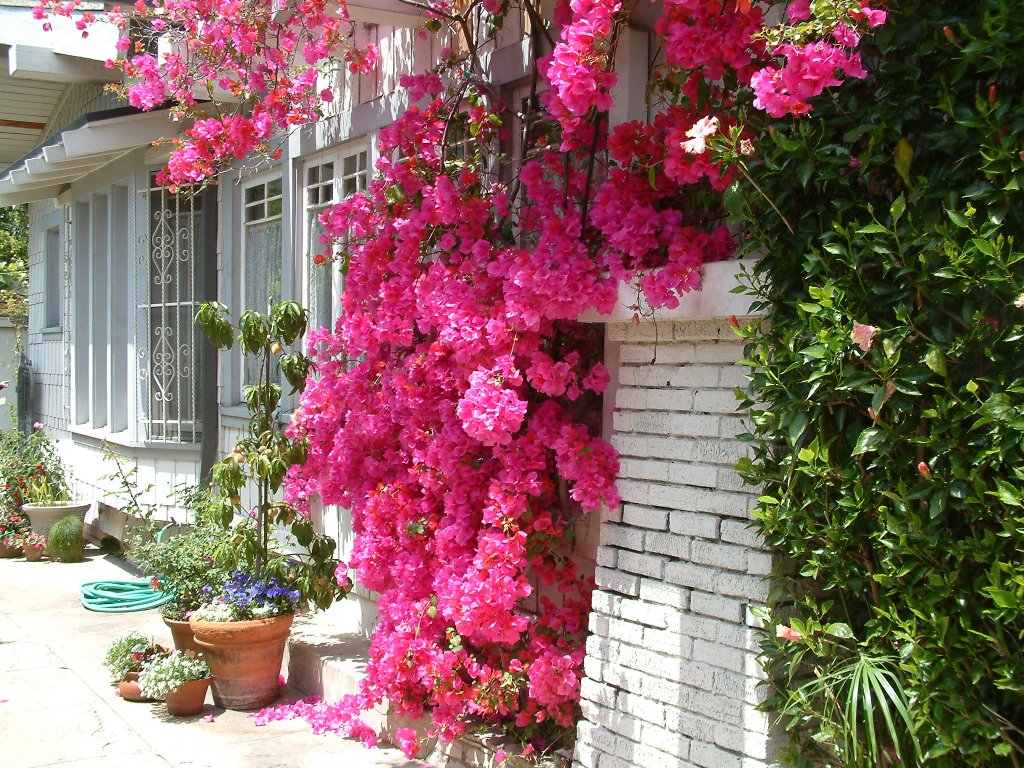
[851,322,878,352]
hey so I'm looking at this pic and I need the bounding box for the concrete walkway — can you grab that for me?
[0,548,418,768]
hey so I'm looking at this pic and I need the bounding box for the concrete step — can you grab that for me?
[286,596,391,732]
[285,597,565,768]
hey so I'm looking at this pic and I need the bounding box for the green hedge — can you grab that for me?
[735,2,1024,764]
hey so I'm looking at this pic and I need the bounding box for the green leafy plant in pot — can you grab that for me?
[0,506,29,557]
[103,631,169,702]
[47,514,85,562]
[191,300,350,710]
[131,503,232,652]
[20,463,90,538]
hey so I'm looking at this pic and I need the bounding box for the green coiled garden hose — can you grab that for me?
[80,579,175,613]
[79,523,176,613]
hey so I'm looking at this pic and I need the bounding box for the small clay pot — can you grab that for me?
[0,541,22,558]
[118,672,157,703]
[165,677,212,716]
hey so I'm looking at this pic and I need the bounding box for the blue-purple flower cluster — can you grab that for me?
[218,571,300,619]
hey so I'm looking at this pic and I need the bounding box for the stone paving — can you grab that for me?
[0,547,418,768]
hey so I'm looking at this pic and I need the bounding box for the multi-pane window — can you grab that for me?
[242,177,283,385]
[304,145,367,333]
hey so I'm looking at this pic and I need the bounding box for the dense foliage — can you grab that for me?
[736,2,1024,764]
[196,300,346,611]
[0,205,27,318]
[0,426,67,510]
[131,519,232,620]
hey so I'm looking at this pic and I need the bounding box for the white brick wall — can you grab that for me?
[574,317,776,768]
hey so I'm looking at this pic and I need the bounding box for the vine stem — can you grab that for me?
[738,160,795,234]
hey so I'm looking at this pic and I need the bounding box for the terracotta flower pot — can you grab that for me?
[118,672,157,703]
[165,677,212,716]
[164,616,203,655]
[23,544,45,562]
[190,614,293,710]
[0,541,21,558]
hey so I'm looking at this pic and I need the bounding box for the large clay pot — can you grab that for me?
[165,677,212,716]
[164,616,203,655]
[190,614,293,710]
[23,502,91,537]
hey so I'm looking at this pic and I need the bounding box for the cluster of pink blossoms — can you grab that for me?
[35,0,886,756]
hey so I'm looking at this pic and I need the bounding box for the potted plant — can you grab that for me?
[103,631,169,702]
[189,301,350,710]
[47,514,85,562]
[21,475,91,538]
[17,532,46,561]
[189,570,300,709]
[0,507,28,557]
[138,649,213,716]
[131,508,232,652]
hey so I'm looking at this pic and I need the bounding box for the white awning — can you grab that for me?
[0,108,185,205]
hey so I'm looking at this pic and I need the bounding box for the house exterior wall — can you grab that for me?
[574,266,776,768]
[26,198,68,431]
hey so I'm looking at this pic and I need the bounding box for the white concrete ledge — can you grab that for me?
[581,258,765,324]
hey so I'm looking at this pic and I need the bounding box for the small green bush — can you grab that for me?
[47,515,84,562]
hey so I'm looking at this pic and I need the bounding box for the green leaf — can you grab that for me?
[989,479,1022,507]
[894,137,914,184]
[852,428,885,456]
[788,411,809,444]
[825,622,855,639]
[856,223,889,235]
[947,209,970,228]
[979,393,1015,422]
[890,194,906,223]
[924,348,947,378]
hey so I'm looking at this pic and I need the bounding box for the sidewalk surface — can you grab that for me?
[0,548,417,768]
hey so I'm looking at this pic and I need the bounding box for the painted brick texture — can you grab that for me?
[574,319,775,768]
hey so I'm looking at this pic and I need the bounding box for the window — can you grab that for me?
[43,225,61,329]
[303,145,367,333]
[69,174,209,444]
[242,176,284,385]
[143,178,206,442]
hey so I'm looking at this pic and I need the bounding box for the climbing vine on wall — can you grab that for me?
[736,2,1024,764]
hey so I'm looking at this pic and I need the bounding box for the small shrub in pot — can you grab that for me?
[48,514,84,562]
